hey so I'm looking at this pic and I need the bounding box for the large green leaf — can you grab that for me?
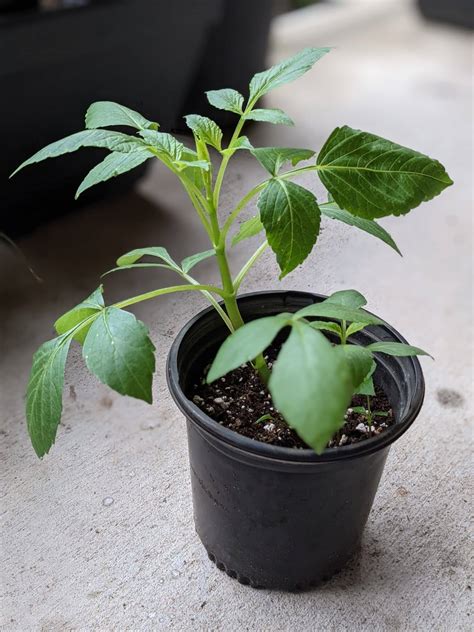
[181,250,215,274]
[184,115,223,151]
[326,289,367,309]
[320,201,401,255]
[83,308,156,403]
[245,108,294,126]
[269,322,352,453]
[139,130,184,162]
[11,130,146,176]
[249,47,330,103]
[26,335,72,457]
[366,341,431,357]
[116,247,178,269]
[85,101,158,131]
[258,179,320,278]
[232,215,264,246]
[75,150,152,198]
[54,286,104,344]
[317,126,453,218]
[251,147,315,176]
[206,89,244,114]
[207,314,291,383]
[295,301,383,325]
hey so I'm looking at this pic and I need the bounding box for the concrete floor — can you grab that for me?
[1,3,472,631]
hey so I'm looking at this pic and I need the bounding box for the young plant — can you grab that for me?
[11,47,452,457]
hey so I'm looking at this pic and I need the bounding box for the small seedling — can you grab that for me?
[352,401,390,427]
[11,47,451,456]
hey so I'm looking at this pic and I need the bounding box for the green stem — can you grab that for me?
[221,182,267,242]
[114,284,227,311]
[366,395,373,426]
[340,319,347,344]
[234,241,268,290]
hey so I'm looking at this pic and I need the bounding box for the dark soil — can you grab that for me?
[192,349,394,450]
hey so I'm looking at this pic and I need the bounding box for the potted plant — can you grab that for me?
[12,48,452,590]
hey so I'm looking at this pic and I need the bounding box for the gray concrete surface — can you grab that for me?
[1,3,472,631]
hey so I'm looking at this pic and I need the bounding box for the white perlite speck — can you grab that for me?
[356,423,367,433]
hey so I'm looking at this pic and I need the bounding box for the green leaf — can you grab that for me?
[356,363,376,396]
[85,101,158,131]
[116,246,178,269]
[83,308,156,403]
[258,179,320,278]
[366,342,432,358]
[251,147,315,176]
[295,301,383,325]
[346,322,368,338]
[26,335,72,457]
[139,130,184,162]
[75,150,152,198]
[179,148,207,190]
[245,108,294,126]
[249,47,330,103]
[54,286,104,344]
[269,322,352,454]
[206,89,244,114]
[326,289,367,309]
[320,201,401,255]
[207,314,291,383]
[232,215,264,246]
[339,345,374,391]
[221,136,254,157]
[175,159,210,171]
[181,250,215,273]
[307,320,342,338]
[317,126,453,218]
[11,130,146,176]
[184,115,223,151]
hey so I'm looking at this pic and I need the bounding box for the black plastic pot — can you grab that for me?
[167,291,425,590]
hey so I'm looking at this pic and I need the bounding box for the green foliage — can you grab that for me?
[317,126,453,218]
[16,46,450,456]
[258,179,320,278]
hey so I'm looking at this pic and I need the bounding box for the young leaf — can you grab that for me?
[75,150,152,198]
[175,159,210,172]
[207,314,291,383]
[339,345,374,391]
[139,130,184,162]
[317,126,453,218]
[179,148,207,190]
[366,342,432,358]
[258,179,320,278]
[26,335,73,457]
[83,308,156,403]
[223,136,254,154]
[245,108,294,126]
[85,101,158,131]
[326,289,367,309]
[345,322,368,338]
[251,147,315,176]
[295,302,383,325]
[206,89,244,114]
[184,115,223,151]
[269,322,352,454]
[308,320,342,338]
[249,47,330,103]
[320,201,401,255]
[181,250,215,274]
[356,362,376,396]
[11,130,146,176]
[116,246,178,269]
[232,215,264,246]
[55,286,104,344]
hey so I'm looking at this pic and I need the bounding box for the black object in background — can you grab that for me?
[417,0,474,29]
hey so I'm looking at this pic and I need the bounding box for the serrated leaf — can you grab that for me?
[179,148,207,190]
[308,320,342,338]
[206,89,244,114]
[181,250,215,273]
[317,126,453,218]
[85,101,158,131]
[11,130,146,176]
[184,115,223,151]
[54,286,104,344]
[326,289,367,309]
[339,344,374,391]
[83,308,156,403]
[295,301,383,325]
[232,215,264,246]
[251,147,315,176]
[26,335,72,457]
[269,321,352,453]
[245,108,294,126]
[320,201,401,255]
[75,150,152,198]
[366,342,432,358]
[249,47,330,103]
[258,179,320,278]
[116,247,178,269]
[207,314,291,383]
[139,130,184,162]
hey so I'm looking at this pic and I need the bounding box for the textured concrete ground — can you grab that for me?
[1,2,472,631]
